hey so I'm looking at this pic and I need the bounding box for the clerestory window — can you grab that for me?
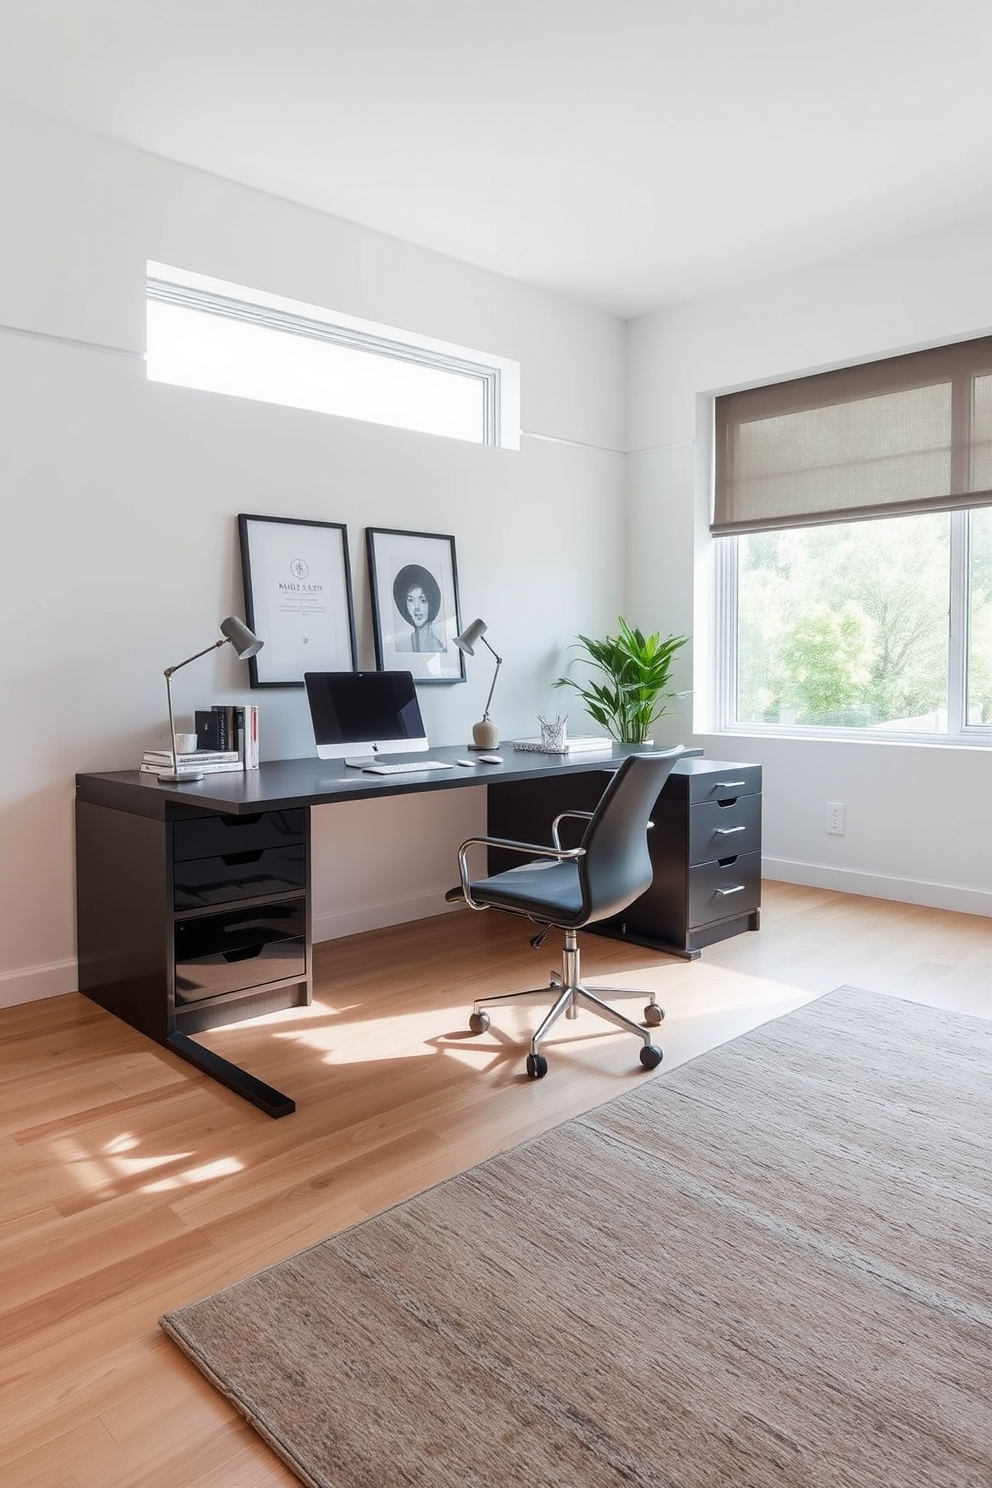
[145,261,520,449]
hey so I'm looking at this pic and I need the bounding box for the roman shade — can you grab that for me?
[713,335,992,535]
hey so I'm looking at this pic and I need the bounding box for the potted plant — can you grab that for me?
[554,617,689,743]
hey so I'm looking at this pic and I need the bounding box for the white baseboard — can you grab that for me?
[312,888,462,944]
[0,958,78,1009]
[762,857,992,918]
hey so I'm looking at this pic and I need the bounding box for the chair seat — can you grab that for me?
[469,860,584,925]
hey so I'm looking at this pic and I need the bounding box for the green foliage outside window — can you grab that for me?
[736,511,992,730]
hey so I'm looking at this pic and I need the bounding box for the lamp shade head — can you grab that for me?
[454,618,487,656]
[220,614,263,660]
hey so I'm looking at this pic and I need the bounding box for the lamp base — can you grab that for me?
[470,719,499,750]
[157,769,205,783]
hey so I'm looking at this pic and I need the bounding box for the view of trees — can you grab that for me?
[737,511,992,729]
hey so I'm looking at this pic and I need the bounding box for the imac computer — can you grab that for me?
[304,670,430,768]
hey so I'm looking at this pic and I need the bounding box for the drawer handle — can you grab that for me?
[715,884,746,896]
[222,945,263,963]
[715,779,746,789]
[714,825,745,836]
[219,814,264,828]
[221,850,264,865]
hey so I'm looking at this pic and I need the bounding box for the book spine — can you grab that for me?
[233,705,245,765]
[211,704,229,751]
[246,704,259,769]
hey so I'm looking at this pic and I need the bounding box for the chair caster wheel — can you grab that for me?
[643,1003,664,1027]
[639,1044,663,1071]
[469,1011,490,1035]
[526,1053,548,1079]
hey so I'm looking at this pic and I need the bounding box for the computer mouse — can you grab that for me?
[477,754,503,764]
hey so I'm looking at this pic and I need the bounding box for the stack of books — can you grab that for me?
[139,748,243,776]
[140,703,260,774]
[512,734,613,755]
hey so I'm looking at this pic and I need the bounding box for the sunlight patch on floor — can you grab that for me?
[47,1132,246,1198]
[142,1155,243,1192]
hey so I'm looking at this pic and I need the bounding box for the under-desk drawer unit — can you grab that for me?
[169,805,311,1025]
[174,899,307,1003]
[603,758,762,959]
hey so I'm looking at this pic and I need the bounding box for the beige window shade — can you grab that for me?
[713,336,992,534]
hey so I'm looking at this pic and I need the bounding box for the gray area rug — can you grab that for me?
[161,987,992,1487]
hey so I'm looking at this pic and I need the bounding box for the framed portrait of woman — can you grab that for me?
[366,527,465,683]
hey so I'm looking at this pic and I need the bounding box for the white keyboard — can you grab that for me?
[363,759,454,775]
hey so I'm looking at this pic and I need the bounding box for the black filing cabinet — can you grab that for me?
[170,809,309,1030]
[600,758,762,958]
[75,796,312,1043]
[487,756,762,961]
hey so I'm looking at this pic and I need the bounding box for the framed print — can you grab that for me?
[237,514,358,687]
[366,527,465,683]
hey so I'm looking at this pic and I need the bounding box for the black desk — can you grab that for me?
[75,744,759,1117]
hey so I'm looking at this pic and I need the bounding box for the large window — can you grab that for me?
[715,337,992,742]
[145,262,520,449]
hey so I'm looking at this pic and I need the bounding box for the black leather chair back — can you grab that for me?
[576,748,683,925]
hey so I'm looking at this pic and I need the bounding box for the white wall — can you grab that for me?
[0,104,626,1006]
[626,214,992,916]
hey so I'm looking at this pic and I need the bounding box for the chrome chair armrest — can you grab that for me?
[457,835,585,910]
[551,809,594,849]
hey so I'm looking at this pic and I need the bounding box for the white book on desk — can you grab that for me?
[142,749,240,766]
[139,760,246,775]
[512,735,613,754]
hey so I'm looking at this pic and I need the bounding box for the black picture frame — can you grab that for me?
[366,527,465,683]
[237,513,358,687]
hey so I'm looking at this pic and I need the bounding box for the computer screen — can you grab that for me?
[304,670,429,766]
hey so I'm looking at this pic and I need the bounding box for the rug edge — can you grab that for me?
[160,1312,326,1488]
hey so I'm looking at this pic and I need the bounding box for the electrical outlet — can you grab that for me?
[826,801,845,835]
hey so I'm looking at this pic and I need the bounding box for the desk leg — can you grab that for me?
[166,1032,296,1118]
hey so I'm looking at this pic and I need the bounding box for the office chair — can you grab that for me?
[453,746,684,1077]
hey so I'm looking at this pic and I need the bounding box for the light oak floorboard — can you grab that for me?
[2,882,990,1486]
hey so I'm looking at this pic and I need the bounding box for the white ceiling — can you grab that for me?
[3,0,992,318]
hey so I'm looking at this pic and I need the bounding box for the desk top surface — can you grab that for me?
[76,742,698,819]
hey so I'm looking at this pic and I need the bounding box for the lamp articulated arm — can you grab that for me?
[480,637,502,722]
[164,637,229,681]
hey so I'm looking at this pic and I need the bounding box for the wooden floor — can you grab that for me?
[3,881,991,1487]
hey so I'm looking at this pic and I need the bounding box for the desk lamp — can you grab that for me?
[158,615,263,783]
[454,618,502,750]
